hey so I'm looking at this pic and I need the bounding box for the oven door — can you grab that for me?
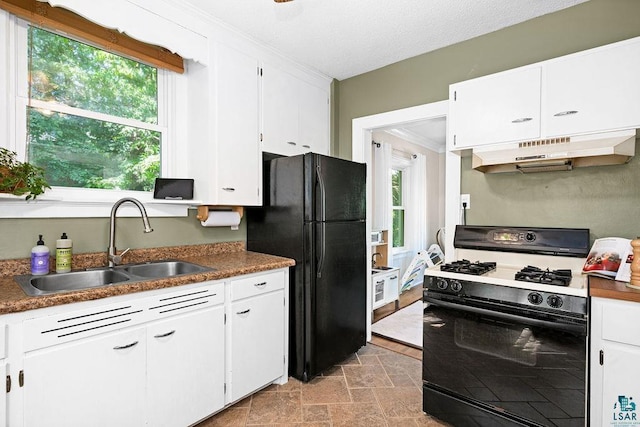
[423,297,587,427]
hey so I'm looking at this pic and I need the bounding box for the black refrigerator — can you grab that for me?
[246,153,366,382]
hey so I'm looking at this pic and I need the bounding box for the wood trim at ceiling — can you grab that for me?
[0,0,184,73]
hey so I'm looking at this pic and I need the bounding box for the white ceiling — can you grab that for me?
[182,0,587,80]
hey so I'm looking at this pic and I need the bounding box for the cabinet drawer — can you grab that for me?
[601,299,640,347]
[146,281,224,321]
[231,270,285,301]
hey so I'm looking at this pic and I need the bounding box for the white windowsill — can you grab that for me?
[0,191,203,218]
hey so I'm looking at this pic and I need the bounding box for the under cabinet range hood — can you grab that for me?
[472,130,637,173]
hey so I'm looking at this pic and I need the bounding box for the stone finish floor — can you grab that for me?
[196,344,449,426]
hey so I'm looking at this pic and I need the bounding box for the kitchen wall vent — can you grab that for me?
[472,129,636,173]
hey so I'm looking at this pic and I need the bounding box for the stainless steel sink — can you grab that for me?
[14,260,214,296]
[373,266,395,271]
[120,260,211,278]
[15,269,131,296]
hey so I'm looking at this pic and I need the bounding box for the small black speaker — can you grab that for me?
[153,178,194,200]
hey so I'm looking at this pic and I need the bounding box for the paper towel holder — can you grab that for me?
[196,205,244,223]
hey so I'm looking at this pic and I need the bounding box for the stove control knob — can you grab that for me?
[525,232,536,242]
[436,278,448,290]
[527,292,543,305]
[450,280,462,292]
[547,294,564,308]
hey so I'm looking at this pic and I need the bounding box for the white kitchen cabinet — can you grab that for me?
[448,67,541,149]
[1,323,6,427]
[146,306,225,427]
[448,36,640,150]
[262,63,330,156]
[24,327,147,427]
[590,297,640,426]
[189,43,262,206]
[542,38,640,138]
[372,268,400,310]
[227,270,286,402]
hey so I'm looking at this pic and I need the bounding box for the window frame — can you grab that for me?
[0,12,188,217]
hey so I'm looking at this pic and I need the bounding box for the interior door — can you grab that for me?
[307,220,366,378]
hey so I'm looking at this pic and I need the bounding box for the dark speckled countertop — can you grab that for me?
[0,242,295,314]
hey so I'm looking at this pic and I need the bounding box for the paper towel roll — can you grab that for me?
[200,211,241,229]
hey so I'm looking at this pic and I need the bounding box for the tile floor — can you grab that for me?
[196,344,449,426]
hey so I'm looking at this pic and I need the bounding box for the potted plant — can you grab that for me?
[0,147,51,200]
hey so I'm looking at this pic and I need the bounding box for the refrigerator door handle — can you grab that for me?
[317,222,325,278]
[316,163,326,222]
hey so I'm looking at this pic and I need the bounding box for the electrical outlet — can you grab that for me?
[460,194,471,209]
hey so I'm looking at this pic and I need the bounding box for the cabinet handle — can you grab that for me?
[390,276,398,280]
[113,341,139,350]
[376,280,385,285]
[302,144,311,149]
[511,117,533,123]
[222,187,235,192]
[599,349,604,365]
[287,141,297,146]
[6,374,10,393]
[254,281,267,287]
[553,110,578,117]
[154,330,176,339]
[237,309,251,315]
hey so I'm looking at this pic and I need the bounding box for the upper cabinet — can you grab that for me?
[262,63,330,156]
[188,43,262,206]
[449,67,541,149]
[542,39,640,138]
[448,36,640,150]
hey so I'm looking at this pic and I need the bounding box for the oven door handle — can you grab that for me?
[424,297,586,336]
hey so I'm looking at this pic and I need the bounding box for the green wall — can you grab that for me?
[0,210,245,260]
[335,0,640,240]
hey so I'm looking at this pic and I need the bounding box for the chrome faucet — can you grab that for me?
[372,252,382,268]
[108,197,153,267]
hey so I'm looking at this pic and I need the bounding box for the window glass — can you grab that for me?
[27,26,161,191]
[391,169,405,248]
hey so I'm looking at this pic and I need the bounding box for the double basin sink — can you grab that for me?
[14,260,215,296]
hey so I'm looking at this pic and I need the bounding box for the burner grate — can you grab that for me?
[440,260,496,275]
[515,265,572,287]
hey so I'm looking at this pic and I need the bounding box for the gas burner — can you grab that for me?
[440,259,497,275]
[515,265,572,287]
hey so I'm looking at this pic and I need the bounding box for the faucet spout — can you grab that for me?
[108,197,153,267]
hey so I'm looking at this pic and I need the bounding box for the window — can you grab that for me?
[24,26,164,191]
[391,168,405,248]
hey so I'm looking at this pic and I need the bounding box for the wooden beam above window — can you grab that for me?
[0,0,184,73]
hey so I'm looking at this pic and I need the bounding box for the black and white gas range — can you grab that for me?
[423,225,590,427]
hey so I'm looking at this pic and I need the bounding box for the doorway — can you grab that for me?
[351,100,448,342]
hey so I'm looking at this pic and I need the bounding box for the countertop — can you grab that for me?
[589,276,640,303]
[0,242,295,315]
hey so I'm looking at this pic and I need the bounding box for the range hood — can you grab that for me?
[472,130,637,173]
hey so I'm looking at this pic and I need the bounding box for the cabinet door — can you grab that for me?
[262,64,300,156]
[449,67,541,149]
[298,79,329,155]
[543,39,640,137]
[147,306,225,427]
[596,342,640,426]
[215,44,261,205]
[24,327,146,427]
[229,290,285,401]
[0,362,6,427]
[372,275,386,310]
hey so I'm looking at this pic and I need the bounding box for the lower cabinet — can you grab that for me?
[24,327,147,427]
[146,307,225,427]
[590,297,640,426]
[2,268,288,427]
[227,270,286,402]
[372,269,399,310]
